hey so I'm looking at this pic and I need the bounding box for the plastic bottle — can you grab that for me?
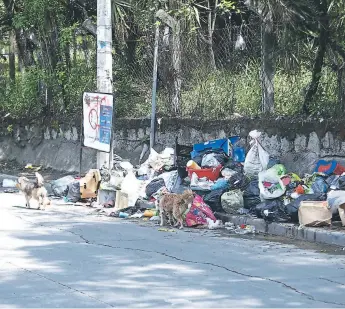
[119,212,129,218]
[187,160,201,170]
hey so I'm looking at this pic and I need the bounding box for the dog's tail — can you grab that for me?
[35,172,44,187]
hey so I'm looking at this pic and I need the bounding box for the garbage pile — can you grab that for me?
[50,129,345,230]
[174,130,345,228]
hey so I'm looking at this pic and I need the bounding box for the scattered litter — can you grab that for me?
[130,212,144,218]
[25,164,42,171]
[2,179,17,188]
[119,161,134,171]
[41,129,345,239]
[51,176,75,197]
[224,223,255,234]
[119,212,129,218]
[235,224,256,235]
[206,218,223,230]
[144,209,156,217]
[158,228,176,232]
[225,222,235,231]
[150,215,160,221]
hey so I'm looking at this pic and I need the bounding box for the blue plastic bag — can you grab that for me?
[311,176,329,194]
[211,178,229,191]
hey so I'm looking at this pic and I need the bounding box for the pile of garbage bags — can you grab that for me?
[50,130,345,229]
[153,129,345,228]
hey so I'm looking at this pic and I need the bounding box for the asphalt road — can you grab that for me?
[1,193,345,308]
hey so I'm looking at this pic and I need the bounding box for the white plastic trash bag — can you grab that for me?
[258,168,286,200]
[201,153,221,168]
[2,179,17,188]
[121,171,141,207]
[244,130,269,177]
[158,170,178,192]
[327,190,345,215]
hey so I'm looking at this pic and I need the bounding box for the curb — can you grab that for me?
[215,212,345,247]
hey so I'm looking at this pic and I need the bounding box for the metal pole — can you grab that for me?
[97,0,113,169]
[150,23,160,150]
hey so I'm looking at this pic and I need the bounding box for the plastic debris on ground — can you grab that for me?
[224,222,256,234]
[158,228,176,232]
[25,164,42,171]
[150,215,160,221]
[206,218,223,230]
[235,224,256,235]
[130,212,144,219]
[2,179,17,188]
[51,176,75,197]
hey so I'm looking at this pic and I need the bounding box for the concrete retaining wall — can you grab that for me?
[1,117,345,173]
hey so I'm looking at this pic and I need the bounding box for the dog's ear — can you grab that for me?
[35,172,44,186]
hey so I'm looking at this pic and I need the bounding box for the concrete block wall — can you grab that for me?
[1,117,345,173]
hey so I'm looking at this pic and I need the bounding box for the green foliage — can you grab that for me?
[0,0,345,121]
[0,69,43,119]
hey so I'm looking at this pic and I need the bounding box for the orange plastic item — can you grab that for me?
[296,185,305,195]
[144,210,155,218]
[187,165,222,181]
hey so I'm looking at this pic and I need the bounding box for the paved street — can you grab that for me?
[1,193,345,308]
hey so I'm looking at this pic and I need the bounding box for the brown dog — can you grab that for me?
[16,172,51,210]
[159,189,194,229]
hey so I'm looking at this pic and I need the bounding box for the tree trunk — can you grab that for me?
[15,29,34,70]
[172,21,182,115]
[303,0,329,114]
[261,9,275,113]
[207,0,217,70]
[82,37,90,67]
[9,30,16,81]
[156,10,182,115]
[338,66,345,112]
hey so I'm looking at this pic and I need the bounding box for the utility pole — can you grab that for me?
[97,0,113,169]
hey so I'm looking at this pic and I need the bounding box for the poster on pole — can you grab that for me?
[83,92,114,153]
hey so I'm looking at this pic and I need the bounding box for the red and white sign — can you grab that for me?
[83,92,114,152]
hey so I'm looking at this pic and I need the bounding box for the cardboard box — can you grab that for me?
[298,201,332,227]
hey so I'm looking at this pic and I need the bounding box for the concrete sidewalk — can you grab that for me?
[215,213,345,247]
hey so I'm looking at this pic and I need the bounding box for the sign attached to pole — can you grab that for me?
[83,92,114,153]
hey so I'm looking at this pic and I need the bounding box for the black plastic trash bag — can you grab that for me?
[243,180,261,209]
[203,189,227,212]
[145,178,165,197]
[229,173,250,190]
[326,175,345,190]
[51,176,75,197]
[175,140,193,179]
[255,199,289,222]
[223,161,243,174]
[285,193,327,222]
[66,181,81,203]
